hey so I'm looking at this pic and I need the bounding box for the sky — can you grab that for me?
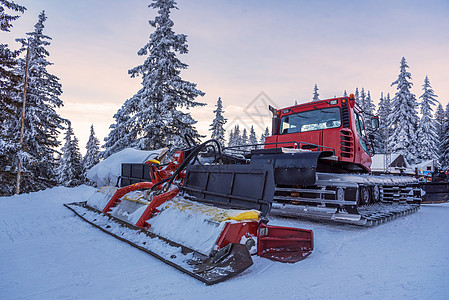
[2,0,449,154]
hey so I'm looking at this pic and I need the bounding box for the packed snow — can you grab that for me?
[1,185,448,299]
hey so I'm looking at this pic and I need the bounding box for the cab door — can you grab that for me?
[353,110,372,170]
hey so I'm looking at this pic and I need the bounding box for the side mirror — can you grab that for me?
[371,116,379,129]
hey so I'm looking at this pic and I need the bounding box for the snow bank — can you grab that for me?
[87,148,164,187]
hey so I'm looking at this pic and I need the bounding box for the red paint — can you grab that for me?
[135,187,179,228]
[215,221,259,249]
[267,97,373,172]
[103,182,155,213]
[257,223,314,263]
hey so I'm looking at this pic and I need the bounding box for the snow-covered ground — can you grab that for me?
[1,186,448,299]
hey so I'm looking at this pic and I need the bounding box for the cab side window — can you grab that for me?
[354,111,370,154]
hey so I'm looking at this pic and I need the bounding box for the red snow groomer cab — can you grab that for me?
[266,94,372,172]
[259,94,421,225]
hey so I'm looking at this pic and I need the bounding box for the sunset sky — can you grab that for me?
[2,0,449,152]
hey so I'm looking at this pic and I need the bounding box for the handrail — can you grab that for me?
[224,140,336,156]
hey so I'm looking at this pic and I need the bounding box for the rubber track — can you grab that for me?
[357,203,420,226]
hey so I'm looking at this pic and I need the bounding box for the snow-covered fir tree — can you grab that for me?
[241,128,248,145]
[0,0,26,31]
[376,92,392,153]
[6,11,65,194]
[354,88,359,105]
[435,104,445,139]
[362,91,381,153]
[228,124,241,147]
[259,127,270,144]
[364,91,376,118]
[83,124,100,179]
[240,128,248,151]
[388,57,419,164]
[0,0,25,123]
[343,90,347,97]
[358,88,366,110]
[0,1,26,195]
[313,84,319,101]
[57,123,83,187]
[227,129,234,147]
[416,76,439,162]
[440,103,449,169]
[103,0,205,156]
[102,102,135,158]
[209,97,227,148]
[434,103,445,158]
[249,125,258,145]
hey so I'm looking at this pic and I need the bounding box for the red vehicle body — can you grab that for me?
[265,94,373,173]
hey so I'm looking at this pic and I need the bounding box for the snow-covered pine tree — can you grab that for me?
[0,1,26,195]
[249,125,258,145]
[104,0,205,155]
[232,125,241,146]
[362,91,381,153]
[227,129,234,147]
[358,88,366,111]
[240,128,248,151]
[416,76,439,162]
[377,92,392,154]
[83,124,100,179]
[313,84,319,101]
[388,57,419,164]
[241,128,248,146]
[354,88,359,105]
[434,103,445,159]
[0,0,26,31]
[364,91,376,117]
[259,127,270,144]
[227,125,242,154]
[440,103,449,169]
[209,97,227,148]
[0,0,24,122]
[435,104,445,139]
[103,99,139,158]
[57,123,83,187]
[343,90,347,97]
[10,11,65,193]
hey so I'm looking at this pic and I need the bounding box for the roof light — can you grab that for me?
[349,94,355,100]
[330,99,338,105]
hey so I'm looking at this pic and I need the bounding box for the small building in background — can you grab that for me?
[371,154,414,175]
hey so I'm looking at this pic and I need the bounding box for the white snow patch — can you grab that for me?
[86,186,117,210]
[86,148,164,187]
[128,205,148,225]
[147,198,226,256]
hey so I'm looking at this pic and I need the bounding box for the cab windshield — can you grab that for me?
[280,107,341,134]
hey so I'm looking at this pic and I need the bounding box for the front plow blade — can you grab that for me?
[64,202,253,285]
